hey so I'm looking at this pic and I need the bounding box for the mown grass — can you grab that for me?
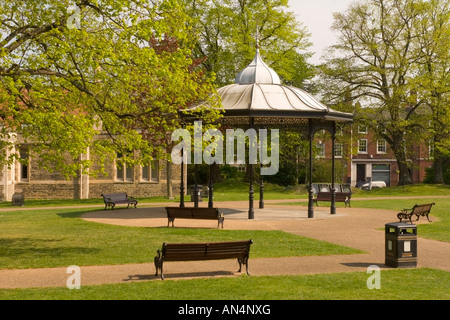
[0,183,448,300]
[1,268,448,300]
[0,208,362,270]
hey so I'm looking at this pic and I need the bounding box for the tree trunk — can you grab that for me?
[433,156,444,184]
[392,136,413,185]
[166,160,173,199]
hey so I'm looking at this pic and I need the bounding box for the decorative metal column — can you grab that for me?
[308,119,314,219]
[259,163,264,209]
[194,163,199,208]
[179,148,185,208]
[331,122,336,215]
[208,164,214,208]
[248,117,255,219]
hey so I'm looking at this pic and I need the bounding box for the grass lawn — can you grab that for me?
[0,268,448,300]
[0,208,362,269]
[0,183,448,300]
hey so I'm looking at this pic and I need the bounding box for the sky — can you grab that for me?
[288,0,355,64]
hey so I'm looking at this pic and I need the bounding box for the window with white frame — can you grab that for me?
[142,160,159,182]
[316,143,325,158]
[358,139,368,153]
[334,143,343,158]
[377,125,387,133]
[116,152,133,182]
[377,139,387,154]
[358,125,368,134]
[428,141,434,159]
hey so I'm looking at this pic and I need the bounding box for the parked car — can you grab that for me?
[360,181,387,190]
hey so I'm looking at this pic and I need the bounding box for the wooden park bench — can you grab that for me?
[313,191,352,207]
[101,193,138,210]
[165,207,224,228]
[397,203,435,223]
[154,240,253,280]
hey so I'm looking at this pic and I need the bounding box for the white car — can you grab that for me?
[360,181,387,190]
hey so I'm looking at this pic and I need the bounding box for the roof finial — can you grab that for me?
[255,26,260,50]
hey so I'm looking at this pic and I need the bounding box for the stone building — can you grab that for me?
[0,138,182,201]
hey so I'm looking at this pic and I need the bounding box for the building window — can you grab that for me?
[428,141,434,160]
[377,125,387,133]
[334,143,343,158]
[358,139,368,154]
[142,160,159,182]
[316,143,325,158]
[18,147,29,182]
[116,152,133,182]
[377,139,387,154]
[358,125,368,134]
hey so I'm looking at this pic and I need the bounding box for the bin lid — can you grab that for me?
[385,222,416,228]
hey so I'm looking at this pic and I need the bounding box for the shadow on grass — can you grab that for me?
[124,270,235,282]
[57,209,103,219]
[0,237,100,258]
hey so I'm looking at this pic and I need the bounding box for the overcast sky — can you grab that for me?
[288,0,355,64]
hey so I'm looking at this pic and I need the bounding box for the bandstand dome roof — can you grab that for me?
[216,48,353,123]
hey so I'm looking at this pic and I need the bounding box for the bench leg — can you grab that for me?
[237,257,250,276]
[155,259,164,280]
[167,218,174,227]
[397,212,410,223]
[345,198,351,208]
[416,213,432,222]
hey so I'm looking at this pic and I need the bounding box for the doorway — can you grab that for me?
[357,164,366,185]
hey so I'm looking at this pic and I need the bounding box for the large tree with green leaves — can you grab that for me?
[412,0,450,183]
[184,0,314,88]
[319,0,449,185]
[0,0,220,178]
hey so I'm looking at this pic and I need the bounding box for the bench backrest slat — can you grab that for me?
[192,209,220,219]
[102,193,128,201]
[412,203,434,214]
[162,241,251,261]
[165,207,221,219]
[166,208,194,219]
[316,192,350,198]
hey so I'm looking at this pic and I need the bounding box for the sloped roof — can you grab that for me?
[183,47,353,124]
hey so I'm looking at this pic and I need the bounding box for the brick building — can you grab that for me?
[319,124,433,187]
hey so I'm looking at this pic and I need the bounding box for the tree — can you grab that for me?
[184,0,314,88]
[412,0,450,183]
[319,0,448,185]
[0,0,220,178]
